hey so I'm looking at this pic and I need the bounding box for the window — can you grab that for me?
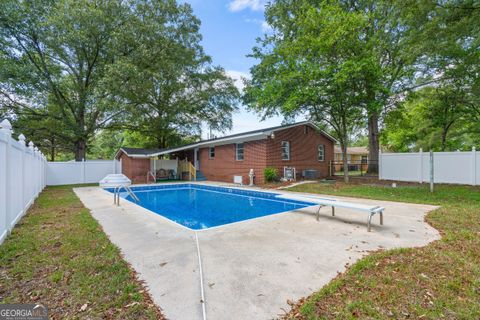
[209,147,215,159]
[361,155,368,164]
[304,125,309,134]
[281,141,290,160]
[236,143,244,161]
[318,144,325,161]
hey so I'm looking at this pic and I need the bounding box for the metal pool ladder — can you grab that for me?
[114,185,140,206]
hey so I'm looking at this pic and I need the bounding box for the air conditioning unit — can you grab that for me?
[302,169,318,179]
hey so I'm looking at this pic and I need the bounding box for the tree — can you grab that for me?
[402,1,479,114]
[1,0,238,161]
[382,86,473,152]
[1,93,74,160]
[0,0,128,160]
[13,111,74,161]
[103,1,239,148]
[382,1,480,152]
[340,0,419,174]
[244,1,366,182]
[245,0,421,178]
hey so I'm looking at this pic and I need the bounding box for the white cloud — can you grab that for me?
[261,20,272,32]
[228,0,267,12]
[245,18,273,33]
[225,70,251,92]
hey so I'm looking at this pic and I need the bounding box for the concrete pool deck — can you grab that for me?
[74,184,440,320]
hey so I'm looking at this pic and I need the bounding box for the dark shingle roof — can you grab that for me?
[116,121,337,158]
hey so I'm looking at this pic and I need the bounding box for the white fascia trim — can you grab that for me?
[150,132,268,156]
[115,148,156,159]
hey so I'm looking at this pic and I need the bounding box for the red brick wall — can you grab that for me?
[197,125,334,184]
[117,124,334,185]
[119,153,151,184]
[198,140,267,184]
[266,124,333,179]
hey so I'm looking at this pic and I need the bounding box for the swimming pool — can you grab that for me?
[106,184,316,230]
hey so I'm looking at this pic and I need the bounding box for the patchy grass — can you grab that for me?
[283,183,480,320]
[0,185,164,319]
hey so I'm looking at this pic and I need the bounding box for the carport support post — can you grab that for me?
[429,150,434,193]
[153,157,156,177]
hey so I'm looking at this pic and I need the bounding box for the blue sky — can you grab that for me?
[184,0,291,137]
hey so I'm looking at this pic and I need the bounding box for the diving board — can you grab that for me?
[276,194,385,232]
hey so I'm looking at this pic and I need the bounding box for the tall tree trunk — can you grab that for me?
[50,136,55,161]
[50,145,55,162]
[441,130,447,151]
[74,139,87,161]
[441,120,454,152]
[367,112,380,174]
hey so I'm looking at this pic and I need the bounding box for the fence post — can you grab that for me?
[419,148,423,183]
[81,158,86,184]
[1,120,12,231]
[28,142,34,201]
[33,147,39,197]
[0,120,10,239]
[429,150,434,193]
[473,147,477,186]
[378,149,382,180]
[18,134,26,216]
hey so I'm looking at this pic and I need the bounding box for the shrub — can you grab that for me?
[264,167,279,183]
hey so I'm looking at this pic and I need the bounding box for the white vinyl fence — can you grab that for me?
[47,160,120,186]
[0,119,47,245]
[379,148,479,185]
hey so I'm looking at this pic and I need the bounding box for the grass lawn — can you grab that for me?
[283,182,480,319]
[0,185,163,319]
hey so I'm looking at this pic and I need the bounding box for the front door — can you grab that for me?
[194,148,200,170]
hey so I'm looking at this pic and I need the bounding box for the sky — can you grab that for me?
[183,0,294,138]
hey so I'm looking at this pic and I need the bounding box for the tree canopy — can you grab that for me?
[244,1,374,181]
[244,0,424,177]
[245,0,479,177]
[382,86,476,152]
[381,1,480,152]
[0,0,239,160]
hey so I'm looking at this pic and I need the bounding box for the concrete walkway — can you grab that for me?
[74,186,440,320]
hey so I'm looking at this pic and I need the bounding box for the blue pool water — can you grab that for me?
[107,184,315,230]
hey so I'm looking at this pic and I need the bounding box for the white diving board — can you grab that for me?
[276,194,385,232]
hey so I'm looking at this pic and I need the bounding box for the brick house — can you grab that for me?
[115,121,336,184]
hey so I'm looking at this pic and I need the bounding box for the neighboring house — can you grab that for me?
[333,146,369,172]
[334,146,369,162]
[115,121,336,184]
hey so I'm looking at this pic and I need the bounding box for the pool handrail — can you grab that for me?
[114,185,140,206]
